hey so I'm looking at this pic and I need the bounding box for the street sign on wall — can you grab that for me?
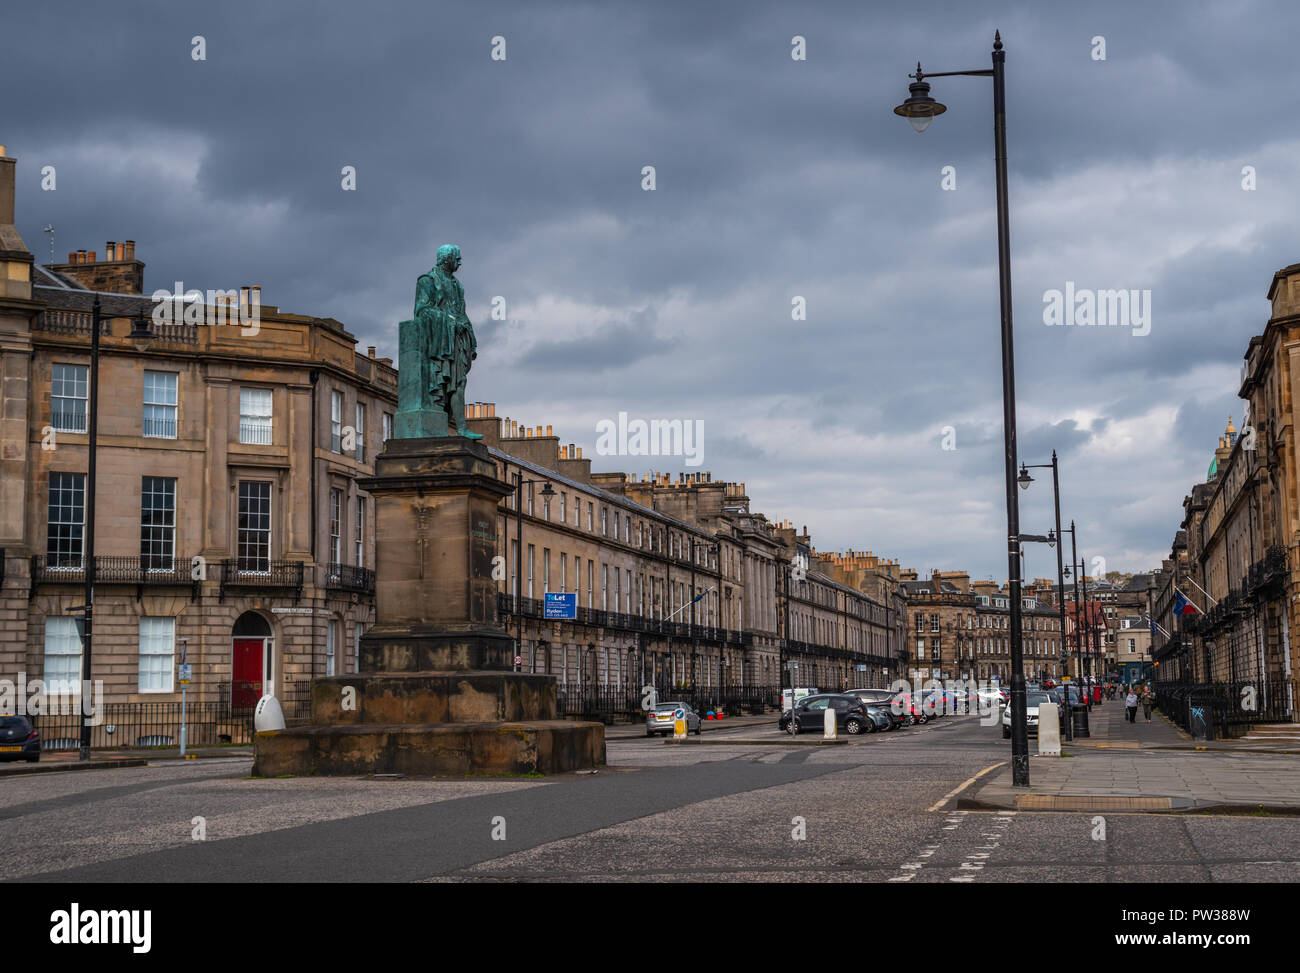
[544,592,577,619]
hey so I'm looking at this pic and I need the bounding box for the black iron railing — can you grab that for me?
[1154,677,1296,740]
[325,563,376,595]
[30,555,194,592]
[31,685,314,752]
[218,559,304,602]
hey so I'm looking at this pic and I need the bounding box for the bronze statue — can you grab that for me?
[394,244,482,439]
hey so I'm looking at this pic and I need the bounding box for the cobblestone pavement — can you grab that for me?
[4,714,1299,882]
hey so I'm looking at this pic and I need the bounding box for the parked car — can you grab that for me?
[890,691,929,725]
[646,702,701,737]
[921,688,960,717]
[1047,686,1081,709]
[779,693,871,735]
[864,703,899,731]
[844,688,897,705]
[1001,691,1053,738]
[0,715,40,762]
[844,689,910,728]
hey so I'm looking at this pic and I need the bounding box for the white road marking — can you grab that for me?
[927,761,1008,813]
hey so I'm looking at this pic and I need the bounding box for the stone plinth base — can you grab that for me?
[358,627,515,673]
[310,671,557,725]
[252,721,605,777]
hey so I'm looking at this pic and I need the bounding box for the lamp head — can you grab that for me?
[894,65,947,133]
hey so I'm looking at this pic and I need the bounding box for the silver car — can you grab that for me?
[646,701,702,737]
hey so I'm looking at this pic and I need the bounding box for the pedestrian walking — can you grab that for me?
[1125,689,1139,723]
[1142,687,1154,722]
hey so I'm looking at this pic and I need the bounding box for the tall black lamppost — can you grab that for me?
[1077,540,1096,710]
[1019,452,1071,740]
[70,306,160,761]
[73,298,104,761]
[689,538,720,704]
[895,31,1028,785]
[512,471,554,672]
[1062,522,1086,700]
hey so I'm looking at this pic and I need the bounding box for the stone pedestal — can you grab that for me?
[253,437,605,776]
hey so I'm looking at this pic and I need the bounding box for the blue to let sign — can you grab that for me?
[544,592,577,619]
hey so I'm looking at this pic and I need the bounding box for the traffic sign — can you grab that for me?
[513,655,522,666]
[544,592,577,619]
[178,663,192,686]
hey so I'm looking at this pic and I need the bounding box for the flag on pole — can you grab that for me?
[1173,589,1199,616]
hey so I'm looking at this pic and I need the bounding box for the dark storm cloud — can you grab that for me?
[518,319,680,370]
[5,0,1298,579]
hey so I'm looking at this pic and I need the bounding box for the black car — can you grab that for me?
[0,716,40,762]
[779,693,871,735]
[844,688,912,728]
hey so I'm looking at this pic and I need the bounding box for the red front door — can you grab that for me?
[232,638,264,708]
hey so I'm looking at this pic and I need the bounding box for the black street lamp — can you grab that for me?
[512,472,555,673]
[1020,452,1071,740]
[689,537,720,704]
[895,31,1029,786]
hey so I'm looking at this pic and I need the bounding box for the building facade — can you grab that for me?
[900,571,1066,685]
[0,148,909,739]
[1150,262,1300,729]
[1,151,398,732]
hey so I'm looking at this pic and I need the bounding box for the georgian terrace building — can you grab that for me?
[0,227,397,722]
[466,410,908,697]
[1150,263,1300,729]
[901,570,1066,685]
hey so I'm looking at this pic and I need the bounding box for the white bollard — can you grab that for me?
[823,706,836,740]
[254,694,286,732]
[1037,702,1060,756]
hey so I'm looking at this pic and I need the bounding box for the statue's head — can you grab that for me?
[436,244,462,273]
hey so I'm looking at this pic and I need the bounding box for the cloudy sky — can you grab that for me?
[7,0,1296,582]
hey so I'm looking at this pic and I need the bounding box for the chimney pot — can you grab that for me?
[76,250,86,263]
[106,241,115,259]
[124,240,135,260]
[86,251,96,263]
[546,424,553,437]
[367,346,376,358]
[67,251,76,263]
[576,446,582,459]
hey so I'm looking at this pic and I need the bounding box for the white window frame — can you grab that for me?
[142,370,179,439]
[44,617,83,697]
[139,617,176,693]
[239,388,273,445]
[51,363,88,433]
[330,390,343,453]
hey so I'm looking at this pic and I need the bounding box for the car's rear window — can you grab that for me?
[1027,693,1051,705]
[0,716,31,731]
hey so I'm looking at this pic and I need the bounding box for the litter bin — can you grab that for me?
[1071,704,1090,738]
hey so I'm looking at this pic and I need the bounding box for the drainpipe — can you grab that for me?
[309,371,318,560]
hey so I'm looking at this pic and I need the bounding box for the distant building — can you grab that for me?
[900,571,1066,684]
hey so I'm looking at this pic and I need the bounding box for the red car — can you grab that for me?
[890,692,930,725]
